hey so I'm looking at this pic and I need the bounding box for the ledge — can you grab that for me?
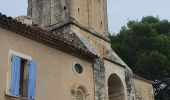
[5,94,28,100]
[49,20,111,43]
[72,21,111,43]
[133,74,153,84]
[103,57,126,68]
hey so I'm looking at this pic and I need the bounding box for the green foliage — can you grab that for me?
[110,16,170,99]
[135,51,170,79]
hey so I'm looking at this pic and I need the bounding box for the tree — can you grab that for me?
[110,16,170,100]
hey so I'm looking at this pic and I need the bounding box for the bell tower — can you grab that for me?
[28,0,108,35]
[70,0,108,35]
[28,0,110,56]
[27,1,133,100]
[28,0,72,29]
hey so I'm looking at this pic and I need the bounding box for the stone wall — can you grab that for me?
[70,0,108,35]
[28,0,108,37]
[133,77,154,100]
[93,58,106,100]
[27,1,155,100]
[104,59,128,100]
[28,0,72,30]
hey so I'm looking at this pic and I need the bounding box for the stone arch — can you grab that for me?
[108,73,125,100]
[71,84,89,100]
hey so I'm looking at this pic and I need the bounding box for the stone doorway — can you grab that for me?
[108,73,125,100]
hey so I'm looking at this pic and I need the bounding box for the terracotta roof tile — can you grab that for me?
[0,13,99,61]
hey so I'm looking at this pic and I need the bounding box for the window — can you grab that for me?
[73,63,84,76]
[8,54,37,100]
[78,8,80,14]
[76,87,86,100]
[74,64,83,74]
[100,21,103,28]
[64,6,67,10]
[19,58,28,97]
[71,85,89,100]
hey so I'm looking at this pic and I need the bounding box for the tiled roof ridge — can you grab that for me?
[0,13,99,61]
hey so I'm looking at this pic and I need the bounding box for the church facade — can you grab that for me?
[0,0,154,100]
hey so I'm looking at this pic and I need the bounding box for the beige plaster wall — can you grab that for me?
[0,28,94,100]
[133,78,154,100]
[104,60,128,100]
[70,0,107,35]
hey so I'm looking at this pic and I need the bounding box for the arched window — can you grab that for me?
[71,85,88,100]
[76,87,86,100]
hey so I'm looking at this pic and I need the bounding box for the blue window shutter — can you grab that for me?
[10,55,21,96]
[28,60,37,100]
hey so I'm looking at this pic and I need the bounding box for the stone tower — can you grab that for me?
[28,0,108,36]
[28,1,134,100]
[28,0,112,57]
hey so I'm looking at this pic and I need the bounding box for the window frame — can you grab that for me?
[76,87,86,100]
[71,85,89,100]
[6,50,32,99]
[72,63,85,77]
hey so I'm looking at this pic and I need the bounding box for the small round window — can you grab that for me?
[74,64,83,75]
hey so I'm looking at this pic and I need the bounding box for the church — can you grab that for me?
[0,0,154,100]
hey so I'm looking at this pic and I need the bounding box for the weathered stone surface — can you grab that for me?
[93,58,106,100]
[52,26,87,51]
[27,0,154,100]
[28,0,72,30]
[15,16,32,25]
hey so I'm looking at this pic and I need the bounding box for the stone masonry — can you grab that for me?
[27,0,139,100]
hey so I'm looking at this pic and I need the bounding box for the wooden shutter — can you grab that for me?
[10,55,21,96]
[28,60,37,100]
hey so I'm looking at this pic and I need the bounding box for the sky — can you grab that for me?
[0,0,170,34]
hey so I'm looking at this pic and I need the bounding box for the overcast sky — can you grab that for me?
[0,0,170,34]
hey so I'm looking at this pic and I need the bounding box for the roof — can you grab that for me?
[103,57,126,68]
[133,74,153,84]
[103,44,128,67]
[0,13,99,61]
